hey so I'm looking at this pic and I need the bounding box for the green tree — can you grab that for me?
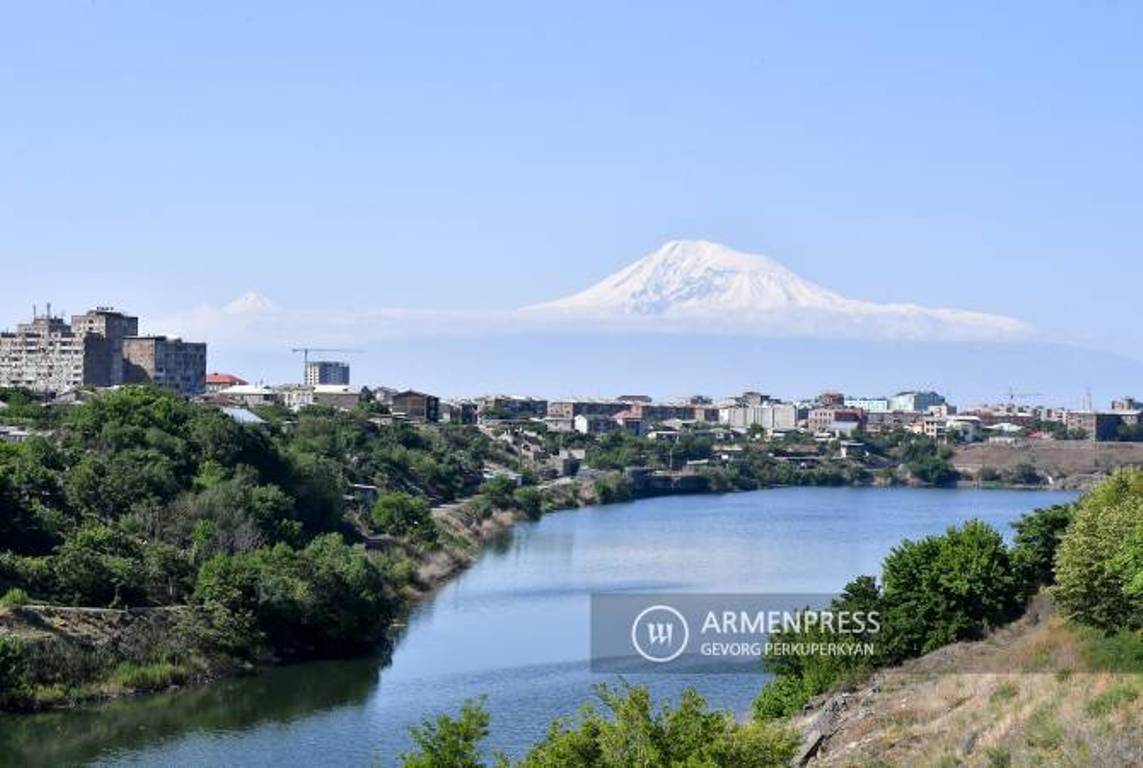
[880,520,1021,660]
[51,523,146,607]
[401,699,491,768]
[1055,469,1143,631]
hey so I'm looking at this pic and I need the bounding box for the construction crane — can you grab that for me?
[290,347,361,365]
[1003,387,1043,405]
[290,347,362,381]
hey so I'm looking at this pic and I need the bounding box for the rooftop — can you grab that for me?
[206,372,248,386]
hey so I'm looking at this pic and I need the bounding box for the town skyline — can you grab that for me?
[1,297,1138,416]
[5,232,1142,404]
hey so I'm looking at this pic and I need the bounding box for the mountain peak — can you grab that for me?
[645,239,777,269]
[527,240,1031,342]
[533,239,844,315]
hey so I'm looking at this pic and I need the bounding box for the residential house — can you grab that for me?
[808,407,864,436]
[478,395,548,422]
[206,372,247,393]
[391,390,440,423]
[574,413,621,435]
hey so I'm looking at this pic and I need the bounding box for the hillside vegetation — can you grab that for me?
[0,386,514,709]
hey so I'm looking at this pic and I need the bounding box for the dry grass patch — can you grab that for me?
[805,608,1143,767]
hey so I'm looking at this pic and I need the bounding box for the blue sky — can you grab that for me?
[1,2,1141,396]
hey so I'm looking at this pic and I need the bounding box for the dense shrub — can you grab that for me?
[479,475,518,509]
[50,524,146,607]
[754,576,883,719]
[513,486,544,521]
[978,466,1002,483]
[372,492,438,545]
[593,474,633,504]
[192,534,394,659]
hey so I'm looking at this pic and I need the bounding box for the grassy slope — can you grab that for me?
[798,596,1142,767]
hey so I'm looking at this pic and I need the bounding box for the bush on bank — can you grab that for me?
[192,533,394,659]
[754,503,1079,719]
[400,685,799,768]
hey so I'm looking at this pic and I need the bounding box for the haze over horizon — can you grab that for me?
[107,238,1137,407]
[2,2,1141,401]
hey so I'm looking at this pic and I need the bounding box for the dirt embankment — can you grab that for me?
[795,596,1142,767]
[0,604,205,708]
[954,442,1143,489]
[413,476,600,590]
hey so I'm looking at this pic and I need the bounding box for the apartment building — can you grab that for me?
[889,390,946,413]
[719,402,798,431]
[122,336,207,396]
[0,307,185,394]
[304,360,350,386]
[0,313,102,393]
[441,401,478,425]
[70,307,139,386]
[844,396,890,413]
[808,407,864,436]
[547,399,629,420]
[1112,396,1142,412]
[573,413,621,435]
[1065,410,1139,441]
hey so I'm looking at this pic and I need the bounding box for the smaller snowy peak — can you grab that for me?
[223,292,277,315]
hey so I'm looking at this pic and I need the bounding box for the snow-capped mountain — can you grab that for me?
[527,240,1031,341]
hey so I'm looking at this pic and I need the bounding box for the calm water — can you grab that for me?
[0,487,1078,767]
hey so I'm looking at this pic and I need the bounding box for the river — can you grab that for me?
[0,486,1078,767]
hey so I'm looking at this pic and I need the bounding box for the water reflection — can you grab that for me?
[0,655,384,767]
